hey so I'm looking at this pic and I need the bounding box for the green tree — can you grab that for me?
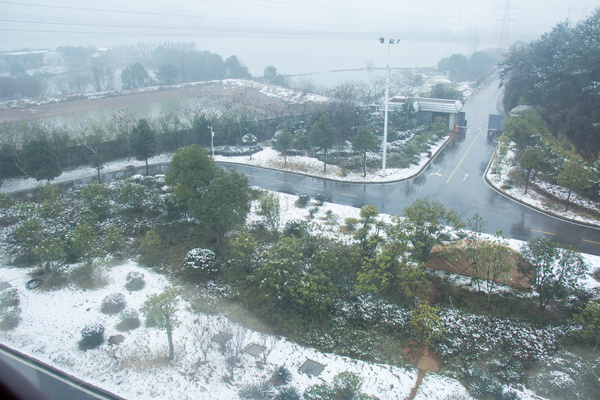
[156,63,178,86]
[431,116,448,138]
[200,170,250,243]
[557,158,591,211]
[66,224,105,264]
[20,137,62,181]
[351,126,378,177]
[224,56,251,79]
[257,190,281,232]
[121,62,152,89]
[437,53,468,81]
[226,231,257,278]
[166,145,218,215]
[464,213,488,290]
[139,229,166,267]
[304,371,379,400]
[354,205,384,257]
[141,288,180,361]
[167,145,249,242]
[263,65,287,87]
[411,303,444,347]
[400,199,464,262]
[80,182,111,222]
[272,128,294,166]
[309,115,337,172]
[129,118,157,175]
[574,301,600,352]
[519,147,545,194]
[519,237,587,310]
[33,237,64,273]
[478,239,513,309]
[115,179,149,214]
[429,82,464,101]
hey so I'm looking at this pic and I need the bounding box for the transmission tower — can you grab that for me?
[499,0,512,48]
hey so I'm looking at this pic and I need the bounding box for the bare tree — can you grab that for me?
[192,316,213,363]
[259,332,277,365]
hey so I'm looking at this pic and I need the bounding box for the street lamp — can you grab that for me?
[208,125,215,157]
[380,37,400,176]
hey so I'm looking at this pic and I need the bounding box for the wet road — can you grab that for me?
[221,80,600,256]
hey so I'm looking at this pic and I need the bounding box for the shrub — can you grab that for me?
[0,307,20,331]
[296,193,310,208]
[125,271,145,291]
[239,380,273,399]
[101,293,127,314]
[270,366,292,386]
[117,308,140,331]
[275,386,301,400]
[283,220,308,238]
[315,193,326,205]
[80,323,104,349]
[0,287,18,310]
[344,217,359,231]
[184,248,219,280]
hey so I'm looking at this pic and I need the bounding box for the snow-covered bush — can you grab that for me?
[100,293,127,314]
[184,248,218,280]
[296,193,310,208]
[125,271,145,291]
[80,323,104,349]
[0,287,19,309]
[315,193,326,205]
[0,306,20,331]
[117,308,140,331]
[241,134,257,145]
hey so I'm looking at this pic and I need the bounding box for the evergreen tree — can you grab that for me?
[129,118,157,175]
[309,115,336,172]
[20,137,62,181]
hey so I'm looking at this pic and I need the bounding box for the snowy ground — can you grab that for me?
[2,181,600,399]
[486,147,600,227]
[0,195,476,400]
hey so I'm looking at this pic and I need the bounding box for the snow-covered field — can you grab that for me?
[2,180,600,399]
[0,195,477,400]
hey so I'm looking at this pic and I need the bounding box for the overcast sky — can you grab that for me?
[1,0,598,74]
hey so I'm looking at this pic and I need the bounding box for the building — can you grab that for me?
[382,96,465,131]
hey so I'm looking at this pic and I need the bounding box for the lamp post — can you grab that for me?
[208,125,214,157]
[380,37,400,176]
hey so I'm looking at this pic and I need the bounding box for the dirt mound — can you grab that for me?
[426,240,531,290]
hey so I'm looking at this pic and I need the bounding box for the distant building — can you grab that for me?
[382,96,465,131]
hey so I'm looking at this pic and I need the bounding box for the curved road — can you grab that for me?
[221,80,600,256]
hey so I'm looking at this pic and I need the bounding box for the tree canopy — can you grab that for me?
[165,144,250,242]
[500,9,600,157]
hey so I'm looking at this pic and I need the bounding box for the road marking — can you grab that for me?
[342,193,358,197]
[446,129,483,184]
[583,239,600,245]
[245,174,258,178]
[463,172,469,181]
[531,229,556,236]
[430,169,442,177]
[306,186,323,191]
[274,180,289,184]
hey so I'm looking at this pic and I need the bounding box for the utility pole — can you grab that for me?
[380,37,400,176]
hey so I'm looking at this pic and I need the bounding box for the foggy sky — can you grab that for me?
[0,0,598,74]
